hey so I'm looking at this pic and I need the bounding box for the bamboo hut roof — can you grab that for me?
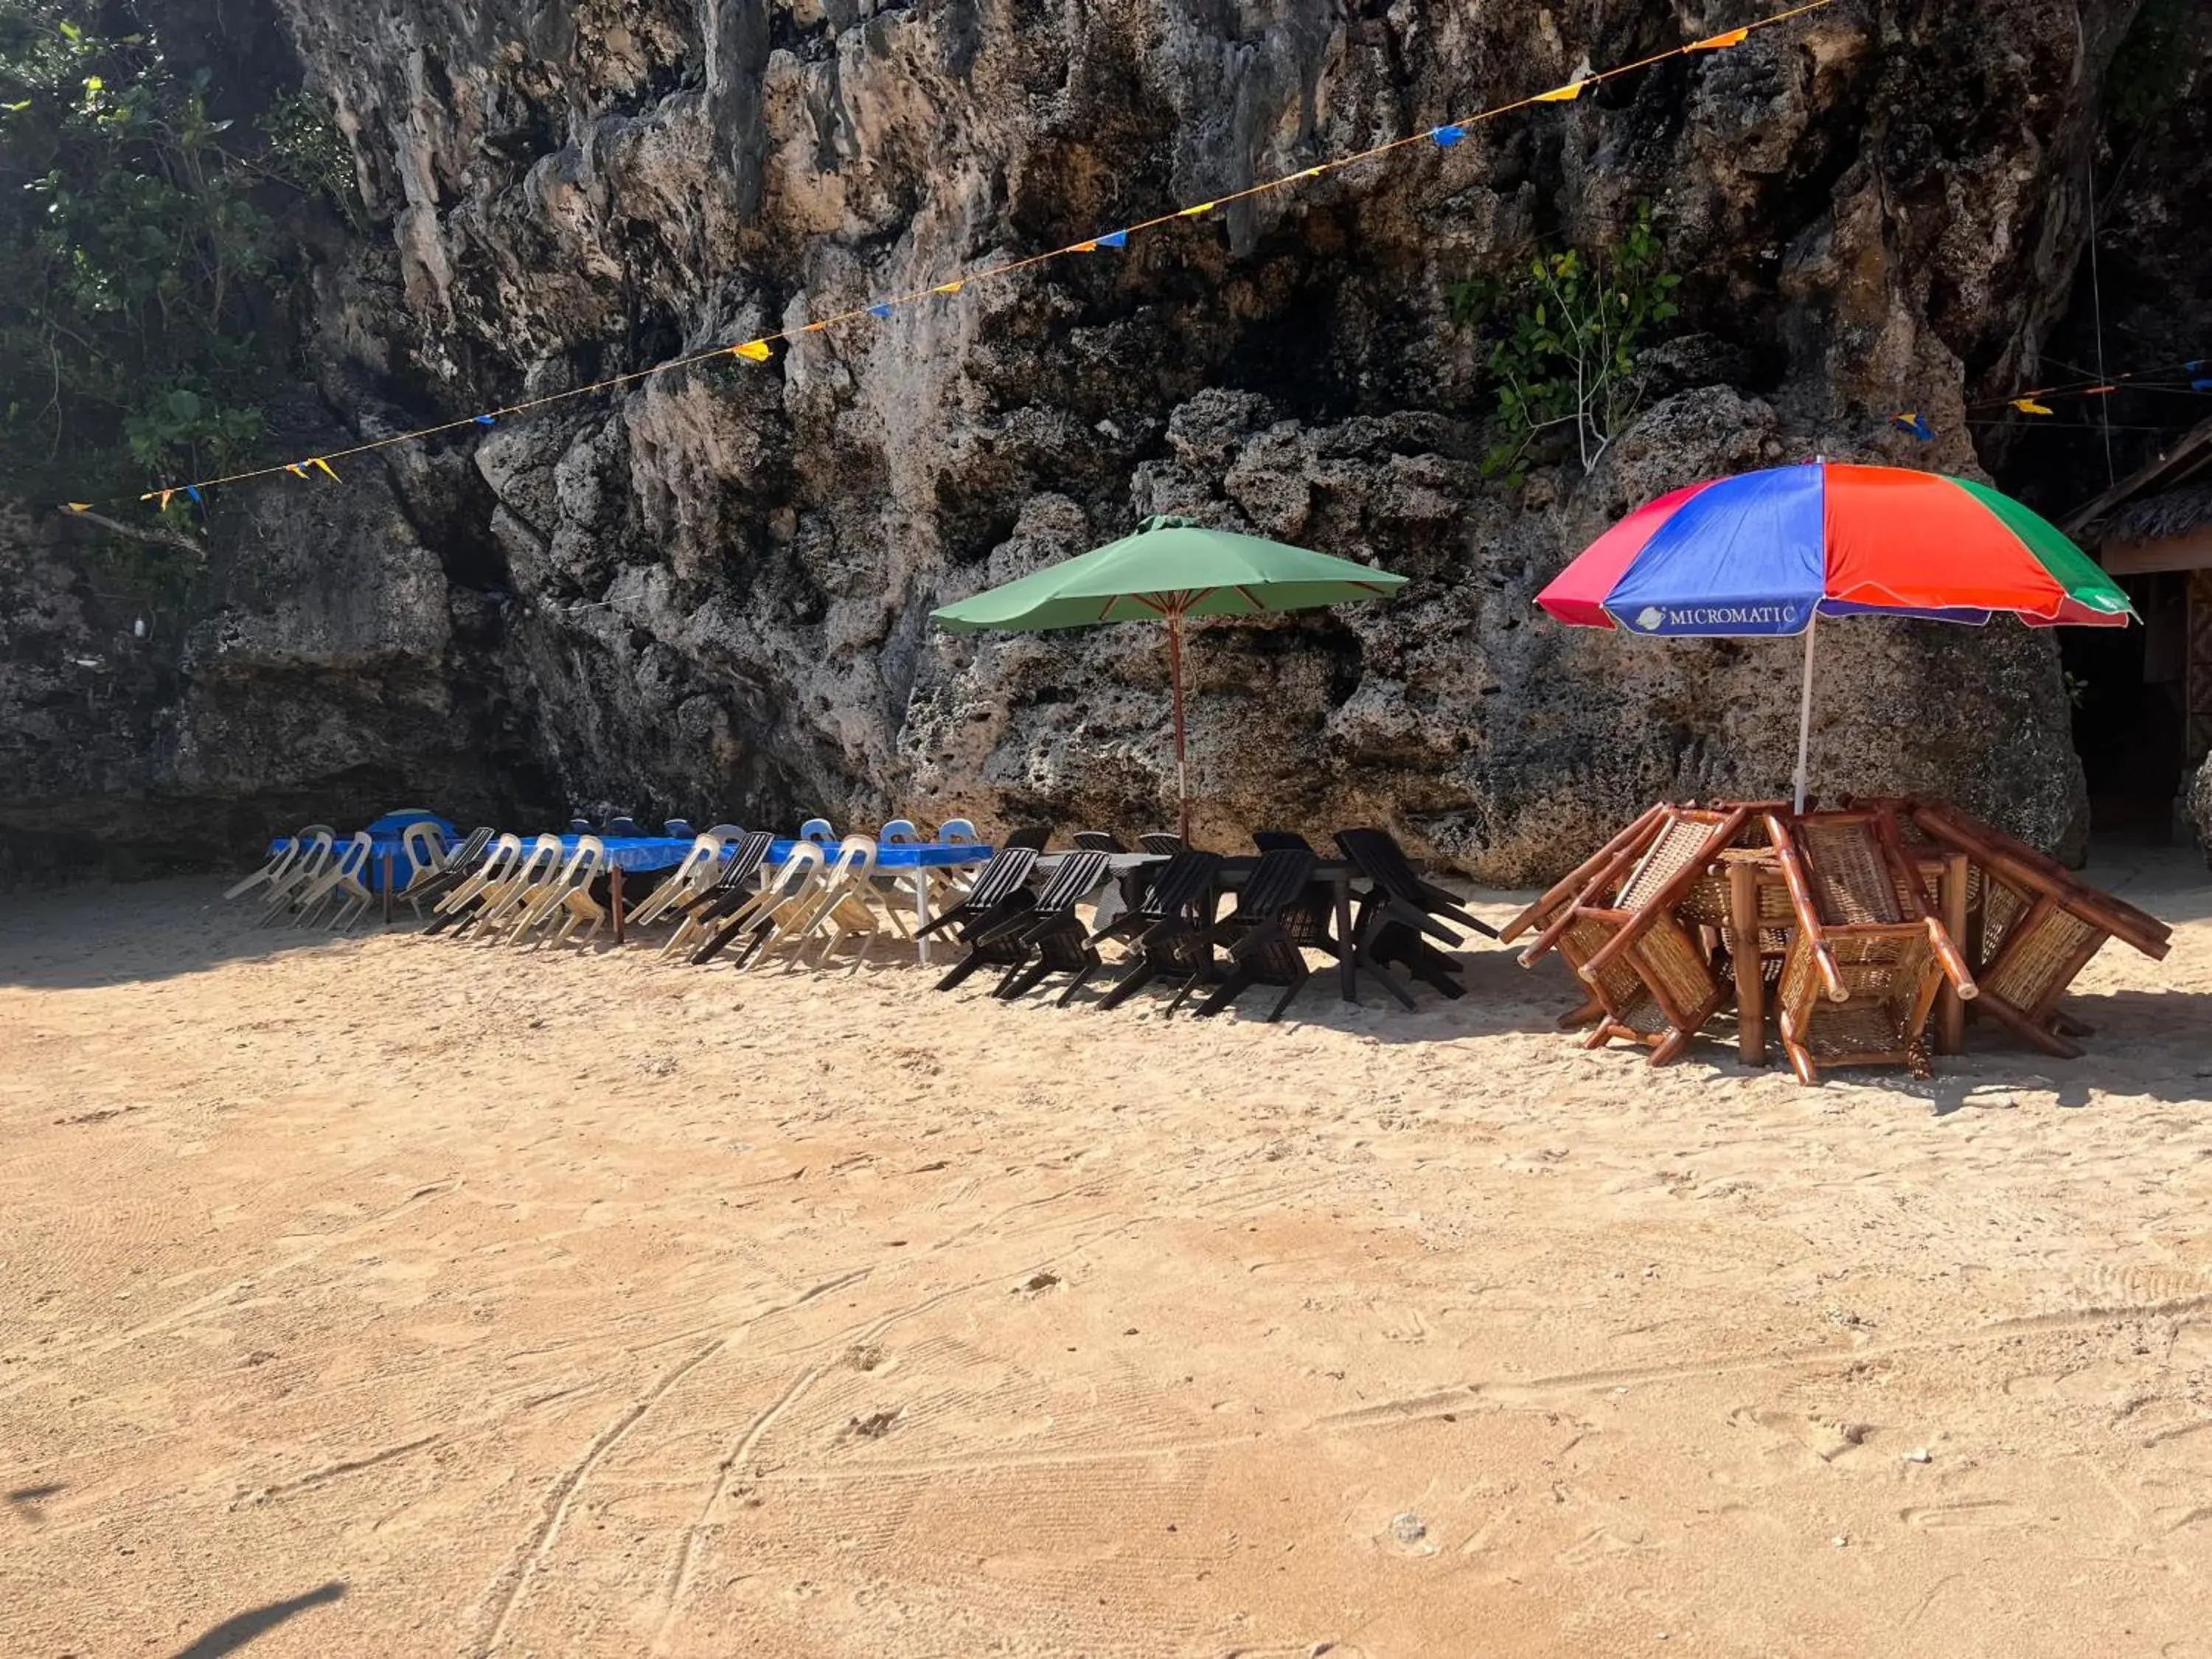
[2062,414,2212,542]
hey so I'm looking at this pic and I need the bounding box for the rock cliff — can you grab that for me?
[7,0,2210,880]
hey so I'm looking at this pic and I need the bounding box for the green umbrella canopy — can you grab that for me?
[931,515,1407,631]
[930,516,1408,840]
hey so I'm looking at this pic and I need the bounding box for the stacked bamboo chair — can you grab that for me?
[1506,804,1757,1065]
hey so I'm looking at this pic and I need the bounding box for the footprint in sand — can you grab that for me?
[1901,1500,2034,1531]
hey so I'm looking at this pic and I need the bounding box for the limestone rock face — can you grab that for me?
[9,0,2204,877]
[2190,753,2212,866]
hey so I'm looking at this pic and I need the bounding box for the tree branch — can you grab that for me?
[51,505,204,554]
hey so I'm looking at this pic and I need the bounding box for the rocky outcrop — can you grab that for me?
[8,0,2208,879]
[2191,752,2212,865]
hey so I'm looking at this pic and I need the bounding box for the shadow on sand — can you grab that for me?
[0,880,377,990]
[168,1581,345,1659]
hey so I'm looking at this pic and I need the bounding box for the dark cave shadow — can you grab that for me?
[167,1581,345,1659]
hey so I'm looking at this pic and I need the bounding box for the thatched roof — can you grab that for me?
[2063,414,2212,541]
[2098,484,2212,545]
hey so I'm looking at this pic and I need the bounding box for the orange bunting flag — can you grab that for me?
[1072,240,1099,252]
[2012,397,2053,415]
[2082,384,2117,396]
[307,457,340,481]
[1688,27,1750,51]
[285,462,309,478]
[934,279,964,295]
[731,340,773,363]
[1535,79,1587,102]
[1178,202,1216,217]
[157,490,175,511]
[800,320,827,333]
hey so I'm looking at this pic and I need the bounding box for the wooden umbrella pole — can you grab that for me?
[1168,605,1191,842]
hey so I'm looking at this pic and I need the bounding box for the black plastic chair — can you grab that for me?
[1004,824,1052,852]
[1189,848,1319,1022]
[991,851,1115,1004]
[1138,831,1184,856]
[1253,830,1314,854]
[673,832,779,961]
[398,826,495,920]
[1091,849,1215,949]
[915,846,1040,944]
[1335,828,1495,1007]
[1074,830,1127,853]
[1095,851,1225,1012]
[940,851,1107,995]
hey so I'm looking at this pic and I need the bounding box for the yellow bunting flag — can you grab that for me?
[1301,167,1325,177]
[731,340,773,362]
[934,279,964,295]
[65,502,91,512]
[157,490,175,511]
[1178,202,1216,217]
[1688,27,1750,50]
[307,457,341,481]
[2012,397,2053,415]
[1535,79,1587,102]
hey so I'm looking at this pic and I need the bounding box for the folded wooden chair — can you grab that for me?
[991,850,1115,1004]
[1514,805,1752,1062]
[938,850,1108,995]
[1094,851,1225,1012]
[1189,847,1321,1022]
[1335,828,1495,1007]
[661,831,776,957]
[1903,796,2169,1058]
[1764,806,1978,1083]
[691,840,825,965]
[423,833,521,935]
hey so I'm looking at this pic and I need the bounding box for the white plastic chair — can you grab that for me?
[714,840,827,966]
[745,835,883,970]
[226,830,309,902]
[470,834,565,936]
[292,832,373,929]
[430,832,521,927]
[625,834,726,928]
[512,835,608,947]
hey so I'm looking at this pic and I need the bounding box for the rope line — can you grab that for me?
[83,0,1837,517]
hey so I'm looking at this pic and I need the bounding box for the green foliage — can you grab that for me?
[0,1,356,512]
[2104,0,2192,130]
[1447,202,1683,483]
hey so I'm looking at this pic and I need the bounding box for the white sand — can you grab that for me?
[2,852,2209,1657]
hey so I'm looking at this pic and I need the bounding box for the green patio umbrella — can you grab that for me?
[931,515,1408,840]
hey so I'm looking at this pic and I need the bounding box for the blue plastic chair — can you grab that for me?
[879,818,921,845]
[663,819,695,838]
[799,818,836,845]
[606,815,641,838]
[938,818,980,845]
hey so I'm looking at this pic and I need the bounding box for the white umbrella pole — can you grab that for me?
[1792,613,1818,815]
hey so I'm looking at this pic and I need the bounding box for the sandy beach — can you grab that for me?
[3,854,2210,1658]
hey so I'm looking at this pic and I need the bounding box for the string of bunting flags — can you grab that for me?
[64,1,1851,522]
[1891,356,2212,442]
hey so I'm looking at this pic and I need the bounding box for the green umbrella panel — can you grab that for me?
[931,516,1408,839]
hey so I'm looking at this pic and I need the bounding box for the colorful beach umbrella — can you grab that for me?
[932,515,1407,839]
[1536,461,2136,810]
